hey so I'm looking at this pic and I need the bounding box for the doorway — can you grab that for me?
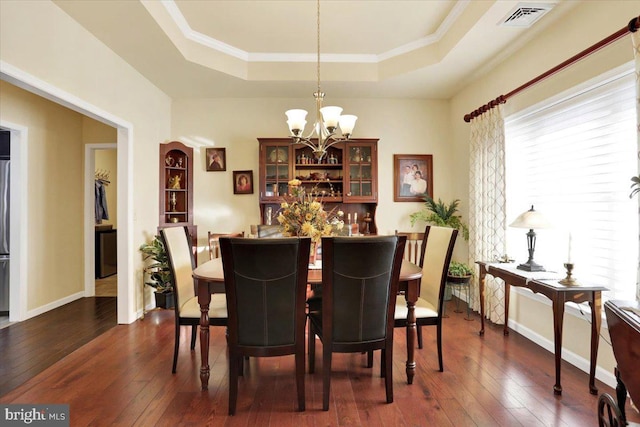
[92,146,117,297]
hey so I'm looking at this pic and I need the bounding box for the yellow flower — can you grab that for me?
[288,179,301,187]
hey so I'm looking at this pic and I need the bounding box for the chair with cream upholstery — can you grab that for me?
[394,225,457,372]
[160,226,228,374]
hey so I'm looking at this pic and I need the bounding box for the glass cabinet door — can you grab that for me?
[261,143,292,201]
[345,143,377,202]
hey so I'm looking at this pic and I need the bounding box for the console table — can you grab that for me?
[477,261,608,395]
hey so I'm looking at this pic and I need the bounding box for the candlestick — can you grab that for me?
[354,213,358,224]
[558,262,579,286]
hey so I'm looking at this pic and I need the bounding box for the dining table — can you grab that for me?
[192,257,423,390]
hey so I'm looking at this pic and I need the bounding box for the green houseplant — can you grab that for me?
[409,196,470,241]
[139,235,174,308]
[447,261,474,283]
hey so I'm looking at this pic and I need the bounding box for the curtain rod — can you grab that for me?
[463,16,639,123]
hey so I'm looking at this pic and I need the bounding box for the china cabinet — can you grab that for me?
[257,138,378,234]
[159,141,197,245]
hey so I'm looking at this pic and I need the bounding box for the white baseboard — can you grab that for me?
[25,291,85,320]
[507,318,616,389]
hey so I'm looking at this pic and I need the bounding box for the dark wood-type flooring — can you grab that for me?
[1,296,638,426]
[0,297,117,396]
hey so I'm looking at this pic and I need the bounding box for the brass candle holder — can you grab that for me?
[558,263,579,286]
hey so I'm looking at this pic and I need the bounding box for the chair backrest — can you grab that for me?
[257,224,284,238]
[418,226,458,311]
[160,226,196,315]
[321,235,406,346]
[220,237,311,348]
[208,231,244,260]
[395,230,425,265]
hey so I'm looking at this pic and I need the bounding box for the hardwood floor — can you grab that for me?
[0,297,117,396]
[1,297,638,426]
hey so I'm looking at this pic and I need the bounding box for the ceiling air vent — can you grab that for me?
[500,3,554,28]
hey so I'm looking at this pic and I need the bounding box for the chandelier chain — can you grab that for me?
[316,0,321,94]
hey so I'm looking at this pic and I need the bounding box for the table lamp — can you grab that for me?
[510,205,551,272]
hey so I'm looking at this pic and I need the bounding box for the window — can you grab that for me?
[505,68,636,301]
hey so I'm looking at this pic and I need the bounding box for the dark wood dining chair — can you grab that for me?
[160,226,228,374]
[219,236,311,415]
[207,231,244,260]
[395,230,425,265]
[307,235,406,410]
[394,225,457,372]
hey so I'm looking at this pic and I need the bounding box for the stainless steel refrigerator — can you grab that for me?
[0,159,9,313]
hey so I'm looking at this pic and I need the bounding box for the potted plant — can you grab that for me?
[139,236,175,309]
[409,196,469,241]
[447,261,474,284]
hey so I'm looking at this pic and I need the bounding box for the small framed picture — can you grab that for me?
[233,170,254,194]
[206,148,226,171]
[393,154,433,202]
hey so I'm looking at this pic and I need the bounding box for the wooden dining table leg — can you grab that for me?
[405,278,419,384]
[197,280,211,390]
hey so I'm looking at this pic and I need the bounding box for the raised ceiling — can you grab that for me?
[53,0,574,99]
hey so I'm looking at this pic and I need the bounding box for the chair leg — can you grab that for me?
[380,349,385,378]
[437,322,443,372]
[295,349,306,411]
[190,325,197,350]
[308,320,316,373]
[172,323,180,374]
[384,347,394,403]
[322,348,332,411]
[367,350,373,368]
[228,353,239,415]
[417,324,423,349]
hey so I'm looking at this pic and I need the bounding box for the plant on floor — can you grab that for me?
[139,236,173,293]
[409,196,469,241]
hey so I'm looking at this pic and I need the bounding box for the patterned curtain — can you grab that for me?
[468,105,508,324]
[634,28,640,301]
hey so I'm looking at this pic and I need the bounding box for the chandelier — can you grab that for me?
[285,0,357,162]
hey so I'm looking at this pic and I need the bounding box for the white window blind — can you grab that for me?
[505,70,637,301]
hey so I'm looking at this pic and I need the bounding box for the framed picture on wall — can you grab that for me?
[393,154,433,202]
[205,148,226,171]
[233,170,254,194]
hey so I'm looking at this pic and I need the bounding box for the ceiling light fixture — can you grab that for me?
[285,0,357,162]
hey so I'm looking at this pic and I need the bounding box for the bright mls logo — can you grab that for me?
[1,404,69,426]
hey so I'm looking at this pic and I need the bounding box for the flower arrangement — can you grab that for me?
[277,179,344,243]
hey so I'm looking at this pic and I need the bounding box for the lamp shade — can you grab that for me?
[338,114,357,136]
[319,106,342,129]
[509,205,552,229]
[285,109,308,134]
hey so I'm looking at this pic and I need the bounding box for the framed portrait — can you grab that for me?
[205,148,226,171]
[393,154,433,202]
[233,170,254,195]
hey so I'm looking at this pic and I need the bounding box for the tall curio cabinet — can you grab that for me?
[159,141,197,246]
[258,137,378,234]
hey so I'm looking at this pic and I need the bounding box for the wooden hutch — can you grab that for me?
[257,137,379,234]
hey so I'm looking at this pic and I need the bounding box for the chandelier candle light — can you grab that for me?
[285,0,357,162]
[509,205,552,272]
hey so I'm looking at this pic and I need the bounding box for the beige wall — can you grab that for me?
[171,97,456,265]
[0,81,85,309]
[0,0,171,322]
[450,1,638,381]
